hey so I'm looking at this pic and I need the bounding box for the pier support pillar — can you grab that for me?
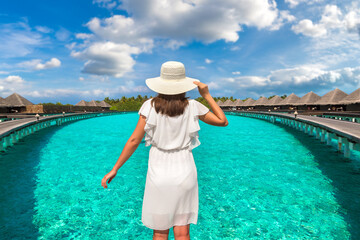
[309,126,314,136]
[315,127,320,139]
[337,136,343,151]
[321,129,326,142]
[327,132,333,145]
[343,139,350,158]
[4,136,11,147]
[0,138,4,151]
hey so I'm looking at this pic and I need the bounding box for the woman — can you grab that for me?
[101,61,228,240]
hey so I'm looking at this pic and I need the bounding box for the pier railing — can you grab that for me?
[228,111,360,159]
[0,111,123,152]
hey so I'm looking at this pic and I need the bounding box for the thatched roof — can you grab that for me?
[233,99,243,106]
[88,100,101,107]
[75,100,88,106]
[99,100,112,108]
[295,91,321,105]
[222,99,234,107]
[314,88,348,105]
[0,97,9,107]
[278,93,300,105]
[254,96,269,106]
[216,100,223,106]
[340,88,360,104]
[5,93,33,107]
[242,98,256,107]
[265,95,283,106]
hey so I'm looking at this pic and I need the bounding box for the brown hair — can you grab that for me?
[151,93,189,117]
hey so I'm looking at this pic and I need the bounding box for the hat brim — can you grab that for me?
[145,77,200,95]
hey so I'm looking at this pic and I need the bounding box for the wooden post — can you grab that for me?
[321,129,326,142]
[327,132,333,145]
[0,138,4,151]
[315,127,320,139]
[337,136,343,151]
[343,139,350,158]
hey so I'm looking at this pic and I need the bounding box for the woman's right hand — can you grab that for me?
[193,81,210,98]
[101,169,118,189]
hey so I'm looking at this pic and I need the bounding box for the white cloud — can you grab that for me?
[76,0,295,77]
[71,41,140,77]
[292,4,360,38]
[205,58,213,64]
[214,65,360,97]
[35,26,52,33]
[0,75,29,96]
[17,58,61,71]
[55,27,71,41]
[35,58,61,70]
[285,0,323,8]
[5,75,25,83]
[0,22,47,58]
[92,0,117,9]
[232,71,241,75]
[292,19,327,37]
[290,3,360,68]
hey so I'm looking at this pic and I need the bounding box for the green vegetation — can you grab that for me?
[39,102,74,106]
[39,94,270,112]
[105,95,240,111]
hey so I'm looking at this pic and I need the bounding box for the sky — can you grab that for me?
[0,0,360,104]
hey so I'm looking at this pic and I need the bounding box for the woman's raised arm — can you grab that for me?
[193,81,228,127]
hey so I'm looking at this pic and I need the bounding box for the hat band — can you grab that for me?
[161,72,186,80]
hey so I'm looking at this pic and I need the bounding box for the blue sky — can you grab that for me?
[0,0,360,104]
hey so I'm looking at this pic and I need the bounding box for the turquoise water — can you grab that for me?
[1,113,360,239]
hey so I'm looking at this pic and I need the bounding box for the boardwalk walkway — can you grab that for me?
[266,112,360,143]
[229,111,360,158]
[0,112,121,151]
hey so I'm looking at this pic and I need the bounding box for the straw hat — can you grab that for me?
[145,61,199,95]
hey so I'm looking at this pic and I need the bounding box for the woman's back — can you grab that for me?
[139,98,209,151]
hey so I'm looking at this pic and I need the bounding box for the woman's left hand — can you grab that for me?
[101,169,118,188]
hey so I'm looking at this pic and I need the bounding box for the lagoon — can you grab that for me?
[0,113,359,239]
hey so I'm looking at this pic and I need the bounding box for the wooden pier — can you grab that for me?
[0,111,122,152]
[229,111,360,158]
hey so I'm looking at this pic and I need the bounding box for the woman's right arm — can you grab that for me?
[193,81,228,127]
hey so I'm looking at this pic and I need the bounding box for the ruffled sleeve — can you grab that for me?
[188,100,210,150]
[138,99,157,147]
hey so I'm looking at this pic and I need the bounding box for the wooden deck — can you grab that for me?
[0,112,120,139]
[230,111,360,144]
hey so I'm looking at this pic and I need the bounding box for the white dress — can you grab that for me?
[138,98,209,230]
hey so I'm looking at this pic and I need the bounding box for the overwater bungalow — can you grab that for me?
[254,97,269,110]
[99,100,112,109]
[4,93,33,113]
[216,100,223,107]
[339,88,360,111]
[75,100,88,106]
[242,98,256,110]
[277,93,300,110]
[314,88,348,111]
[222,99,234,110]
[294,91,321,111]
[0,97,10,113]
[232,99,243,110]
[264,95,283,110]
[75,99,111,111]
[87,100,100,107]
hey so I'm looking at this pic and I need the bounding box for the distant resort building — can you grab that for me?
[75,100,112,110]
[0,92,112,114]
[217,88,360,112]
[0,93,34,113]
